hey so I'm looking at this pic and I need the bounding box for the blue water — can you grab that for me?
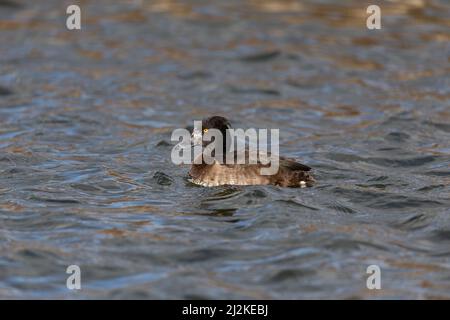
[0,0,449,299]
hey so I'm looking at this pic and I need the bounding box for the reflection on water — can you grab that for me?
[0,0,449,299]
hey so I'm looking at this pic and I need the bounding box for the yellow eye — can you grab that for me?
[203,128,208,133]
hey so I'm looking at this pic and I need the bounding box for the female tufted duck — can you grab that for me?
[188,116,315,187]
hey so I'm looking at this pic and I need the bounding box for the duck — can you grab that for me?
[188,116,315,187]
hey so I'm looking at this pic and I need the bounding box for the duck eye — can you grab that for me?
[203,128,208,133]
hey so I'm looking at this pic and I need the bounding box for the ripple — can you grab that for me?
[267,268,315,283]
[152,172,174,186]
[276,199,319,211]
[424,171,450,177]
[332,187,443,210]
[177,70,212,80]
[424,121,450,133]
[393,214,431,231]
[1,0,450,300]
[227,84,280,96]
[28,196,81,205]
[238,50,281,62]
[0,86,13,95]
[328,153,438,168]
[326,203,356,214]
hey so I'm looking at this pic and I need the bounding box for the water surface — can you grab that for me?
[0,0,449,299]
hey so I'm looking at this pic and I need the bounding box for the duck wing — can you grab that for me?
[224,150,310,171]
[279,156,311,172]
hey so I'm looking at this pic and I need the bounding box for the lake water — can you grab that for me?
[0,0,449,299]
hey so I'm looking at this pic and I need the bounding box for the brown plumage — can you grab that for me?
[188,116,315,188]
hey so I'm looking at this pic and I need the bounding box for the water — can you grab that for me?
[0,0,449,299]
